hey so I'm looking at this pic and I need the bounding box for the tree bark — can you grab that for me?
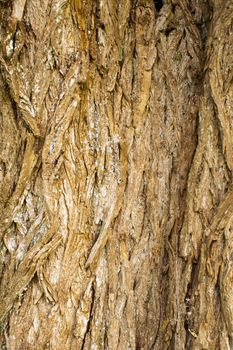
[0,0,232,349]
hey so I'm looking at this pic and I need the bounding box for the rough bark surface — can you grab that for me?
[0,0,232,349]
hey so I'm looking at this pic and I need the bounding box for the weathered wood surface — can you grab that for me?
[0,0,233,349]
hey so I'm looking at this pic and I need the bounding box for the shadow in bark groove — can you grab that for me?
[154,0,163,12]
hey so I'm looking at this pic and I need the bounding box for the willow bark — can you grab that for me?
[0,0,232,349]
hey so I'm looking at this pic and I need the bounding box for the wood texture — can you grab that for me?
[0,0,232,349]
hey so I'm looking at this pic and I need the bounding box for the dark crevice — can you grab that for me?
[164,27,175,36]
[184,261,199,348]
[80,283,95,350]
[154,0,163,12]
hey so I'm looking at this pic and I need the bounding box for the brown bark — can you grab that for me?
[0,0,232,349]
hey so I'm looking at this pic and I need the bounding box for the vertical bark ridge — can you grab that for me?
[0,0,231,349]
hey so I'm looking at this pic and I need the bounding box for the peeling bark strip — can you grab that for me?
[0,0,233,349]
[12,0,27,21]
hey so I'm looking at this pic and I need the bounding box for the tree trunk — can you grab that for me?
[0,0,232,349]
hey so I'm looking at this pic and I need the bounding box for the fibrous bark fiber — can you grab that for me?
[0,0,233,349]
